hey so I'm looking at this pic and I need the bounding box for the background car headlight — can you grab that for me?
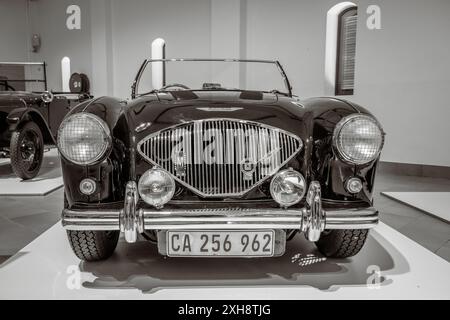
[270,169,306,207]
[138,168,175,208]
[57,113,111,165]
[333,114,384,165]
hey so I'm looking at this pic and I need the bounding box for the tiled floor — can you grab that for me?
[0,158,449,263]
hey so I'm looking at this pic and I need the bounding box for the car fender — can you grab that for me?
[6,107,54,144]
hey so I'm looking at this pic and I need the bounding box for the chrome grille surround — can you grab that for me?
[137,119,303,198]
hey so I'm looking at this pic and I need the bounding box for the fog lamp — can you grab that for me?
[79,178,96,195]
[270,169,306,207]
[138,168,175,208]
[346,177,363,194]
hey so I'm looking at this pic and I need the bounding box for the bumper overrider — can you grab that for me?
[62,181,379,243]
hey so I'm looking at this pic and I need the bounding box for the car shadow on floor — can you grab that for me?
[79,229,409,294]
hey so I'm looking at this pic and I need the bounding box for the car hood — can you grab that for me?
[122,91,361,142]
[125,91,305,140]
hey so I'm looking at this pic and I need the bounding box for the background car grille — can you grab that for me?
[137,119,302,197]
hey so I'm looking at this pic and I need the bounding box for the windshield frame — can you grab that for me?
[0,61,48,92]
[131,58,292,99]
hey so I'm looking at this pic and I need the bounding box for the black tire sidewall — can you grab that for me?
[10,121,44,180]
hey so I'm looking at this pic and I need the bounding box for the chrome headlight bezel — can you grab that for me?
[332,114,385,165]
[138,168,175,209]
[57,113,112,165]
[270,169,307,208]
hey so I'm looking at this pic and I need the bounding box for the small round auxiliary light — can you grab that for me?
[79,178,96,195]
[270,169,306,207]
[346,177,363,194]
[138,168,175,208]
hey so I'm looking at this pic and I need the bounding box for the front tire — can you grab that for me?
[67,230,119,261]
[10,121,44,180]
[315,229,369,258]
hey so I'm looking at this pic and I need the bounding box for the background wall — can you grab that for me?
[1,0,449,167]
[27,0,93,92]
[352,0,450,167]
[0,0,29,61]
[108,0,212,98]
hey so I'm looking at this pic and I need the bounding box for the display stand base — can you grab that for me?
[0,222,449,299]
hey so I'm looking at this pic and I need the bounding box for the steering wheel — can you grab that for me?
[161,83,190,90]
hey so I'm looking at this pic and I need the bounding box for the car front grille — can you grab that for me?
[137,119,302,197]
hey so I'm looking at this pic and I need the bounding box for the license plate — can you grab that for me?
[166,230,274,257]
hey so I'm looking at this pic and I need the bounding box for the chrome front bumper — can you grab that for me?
[62,181,378,243]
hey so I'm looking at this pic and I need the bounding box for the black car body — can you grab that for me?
[58,59,385,261]
[0,62,90,179]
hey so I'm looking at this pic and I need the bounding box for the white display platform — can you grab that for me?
[0,177,63,196]
[0,222,449,299]
[382,192,450,223]
[0,158,9,166]
[0,149,63,196]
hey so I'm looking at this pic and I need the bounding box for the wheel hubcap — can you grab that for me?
[20,131,41,172]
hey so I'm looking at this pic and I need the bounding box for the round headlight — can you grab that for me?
[270,169,306,207]
[333,114,384,165]
[57,113,111,165]
[138,168,175,208]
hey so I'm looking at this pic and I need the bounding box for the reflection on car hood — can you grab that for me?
[126,90,308,139]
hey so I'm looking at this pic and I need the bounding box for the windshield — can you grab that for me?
[133,59,291,97]
[0,62,47,92]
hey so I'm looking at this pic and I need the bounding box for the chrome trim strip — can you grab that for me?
[62,207,378,231]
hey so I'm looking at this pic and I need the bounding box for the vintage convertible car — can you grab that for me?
[58,58,384,261]
[0,62,90,179]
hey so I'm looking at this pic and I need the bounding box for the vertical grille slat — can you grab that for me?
[138,119,302,197]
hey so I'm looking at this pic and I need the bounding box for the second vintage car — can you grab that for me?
[0,62,91,179]
[58,58,384,261]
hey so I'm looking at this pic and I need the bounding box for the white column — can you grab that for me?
[61,56,71,92]
[151,38,166,90]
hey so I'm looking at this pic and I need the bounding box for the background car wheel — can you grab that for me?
[315,229,369,258]
[67,230,120,261]
[10,121,44,180]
